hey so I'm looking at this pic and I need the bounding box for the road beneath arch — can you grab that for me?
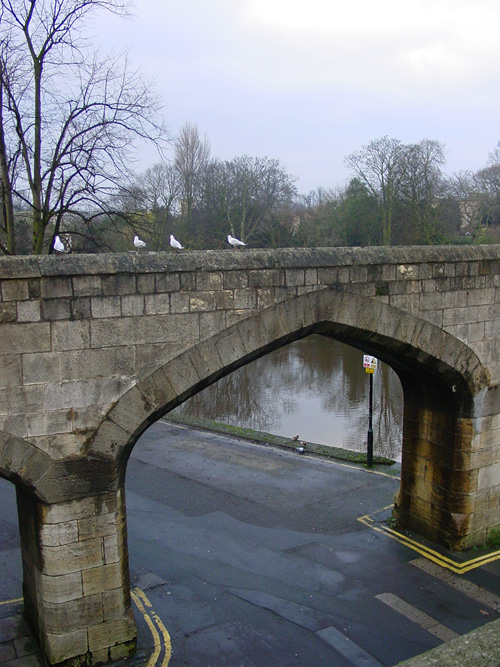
[123,421,500,667]
[1,421,499,666]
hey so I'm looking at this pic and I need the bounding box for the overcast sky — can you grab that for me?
[95,0,500,194]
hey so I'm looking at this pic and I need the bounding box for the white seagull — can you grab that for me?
[53,235,65,253]
[227,234,246,249]
[133,235,146,250]
[170,234,184,250]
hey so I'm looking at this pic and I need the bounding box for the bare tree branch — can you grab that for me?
[0,0,167,254]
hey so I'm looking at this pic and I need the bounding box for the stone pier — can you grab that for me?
[17,486,135,664]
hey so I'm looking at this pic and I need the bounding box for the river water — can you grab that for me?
[173,334,403,461]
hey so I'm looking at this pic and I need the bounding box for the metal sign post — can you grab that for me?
[363,355,378,468]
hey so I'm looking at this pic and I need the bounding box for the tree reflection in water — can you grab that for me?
[174,335,403,461]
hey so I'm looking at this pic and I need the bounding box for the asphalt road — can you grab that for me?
[1,421,500,666]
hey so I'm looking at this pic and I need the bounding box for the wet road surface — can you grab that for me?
[1,420,499,666]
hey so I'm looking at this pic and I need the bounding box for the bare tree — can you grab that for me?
[345,136,407,246]
[121,161,180,250]
[174,122,210,225]
[449,142,500,235]
[200,155,297,245]
[488,141,500,167]
[0,0,167,255]
[402,139,446,243]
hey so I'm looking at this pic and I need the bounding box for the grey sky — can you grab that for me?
[95,0,500,194]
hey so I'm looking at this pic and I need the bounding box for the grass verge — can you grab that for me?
[165,413,395,466]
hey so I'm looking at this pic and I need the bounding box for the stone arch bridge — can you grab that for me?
[1,246,500,664]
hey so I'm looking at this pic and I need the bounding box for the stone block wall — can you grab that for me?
[1,246,500,466]
[17,486,135,665]
[1,245,500,662]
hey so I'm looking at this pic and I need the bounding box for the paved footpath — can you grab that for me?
[1,420,500,666]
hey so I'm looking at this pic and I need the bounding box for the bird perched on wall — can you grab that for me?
[292,435,299,441]
[133,235,146,250]
[53,235,65,253]
[170,234,184,250]
[227,234,246,249]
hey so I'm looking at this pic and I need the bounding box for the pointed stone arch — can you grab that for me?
[87,287,488,551]
[3,287,492,665]
[0,430,55,499]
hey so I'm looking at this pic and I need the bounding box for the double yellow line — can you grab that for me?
[358,505,500,574]
[131,587,172,666]
[1,590,171,666]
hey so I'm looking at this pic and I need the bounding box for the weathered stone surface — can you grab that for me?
[102,588,127,621]
[39,572,83,603]
[82,561,123,596]
[17,300,41,322]
[40,276,72,299]
[156,272,180,292]
[41,493,118,524]
[187,338,225,382]
[2,278,30,301]
[215,289,234,309]
[45,376,133,411]
[43,628,88,663]
[90,312,198,347]
[190,291,216,311]
[170,291,190,313]
[196,271,223,291]
[51,320,90,351]
[42,298,71,321]
[42,539,105,576]
[136,367,177,413]
[121,294,144,316]
[72,274,102,297]
[78,511,117,541]
[91,295,121,318]
[44,593,103,633]
[3,246,500,664]
[87,609,136,652]
[233,288,256,309]
[0,302,17,322]
[40,520,79,547]
[215,329,248,370]
[224,270,249,289]
[161,354,200,397]
[0,355,22,387]
[102,274,136,296]
[199,310,225,339]
[0,322,51,353]
[103,533,120,564]
[145,292,170,314]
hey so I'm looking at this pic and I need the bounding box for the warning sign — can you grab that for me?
[363,355,378,372]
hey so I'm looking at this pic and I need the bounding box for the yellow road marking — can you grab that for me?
[358,506,500,574]
[131,587,172,667]
[410,558,500,610]
[0,597,22,606]
[376,592,458,642]
[131,590,161,666]
[1,592,171,665]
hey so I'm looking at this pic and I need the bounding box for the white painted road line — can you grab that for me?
[410,557,500,611]
[316,625,384,666]
[376,592,459,642]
